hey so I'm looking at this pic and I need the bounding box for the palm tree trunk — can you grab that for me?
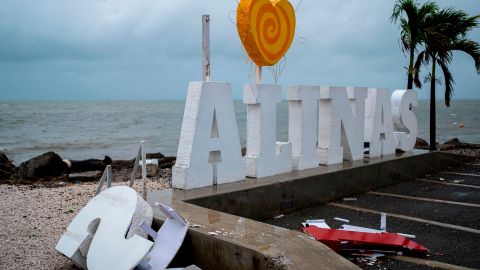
[407,47,415,90]
[429,59,437,151]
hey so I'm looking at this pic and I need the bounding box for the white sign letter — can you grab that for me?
[172,82,245,190]
[244,84,292,178]
[391,89,418,151]
[364,88,396,157]
[318,87,367,165]
[56,187,153,270]
[288,85,321,170]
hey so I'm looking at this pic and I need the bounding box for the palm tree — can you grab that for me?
[413,8,480,150]
[391,0,438,90]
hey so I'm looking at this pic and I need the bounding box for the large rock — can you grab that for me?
[414,137,429,149]
[0,151,15,181]
[18,152,68,180]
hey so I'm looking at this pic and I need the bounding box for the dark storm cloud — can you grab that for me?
[0,0,478,100]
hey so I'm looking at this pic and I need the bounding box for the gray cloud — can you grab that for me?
[0,0,478,101]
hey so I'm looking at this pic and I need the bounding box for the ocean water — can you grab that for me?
[1,100,479,164]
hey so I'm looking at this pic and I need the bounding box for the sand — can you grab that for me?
[0,175,171,270]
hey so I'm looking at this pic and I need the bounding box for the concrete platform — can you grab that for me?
[147,151,475,269]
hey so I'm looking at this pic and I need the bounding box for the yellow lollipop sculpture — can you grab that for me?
[237,0,296,67]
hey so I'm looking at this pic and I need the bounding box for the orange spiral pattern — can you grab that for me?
[237,0,296,66]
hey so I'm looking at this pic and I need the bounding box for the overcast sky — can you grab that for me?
[0,0,479,101]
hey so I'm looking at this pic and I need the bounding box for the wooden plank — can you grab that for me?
[388,255,476,270]
[368,191,480,208]
[415,178,480,189]
[328,203,480,234]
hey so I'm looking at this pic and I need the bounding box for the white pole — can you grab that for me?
[141,141,147,199]
[202,15,211,82]
[106,165,112,188]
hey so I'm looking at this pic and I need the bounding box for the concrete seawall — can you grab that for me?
[148,151,474,269]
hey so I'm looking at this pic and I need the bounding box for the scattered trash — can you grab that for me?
[274,214,285,219]
[453,180,464,184]
[302,216,425,258]
[342,197,357,201]
[341,225,381,233]
[380,213,387,232]
[303,226,428,257]
[458,123,465,128]
[334,217,350,223]
[302,219,331,229]
[439,177,445,181]
[208,232,218,236]
[190,224,204,228]
[397,233,416,239]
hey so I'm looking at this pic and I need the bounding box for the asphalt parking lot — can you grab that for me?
[267,159,480,269]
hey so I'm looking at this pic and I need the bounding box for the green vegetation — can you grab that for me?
[391,0,480,150]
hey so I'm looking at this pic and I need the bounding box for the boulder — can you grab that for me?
[414,138,429,149]
[17,152,68,180]
[444,138,460,145]
[0,151,15,181]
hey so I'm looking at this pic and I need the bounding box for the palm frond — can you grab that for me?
[413,51,427,88]
[452,39,480,73]
[437,59,454,107]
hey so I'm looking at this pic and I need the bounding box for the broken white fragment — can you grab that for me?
[274,214,285,219]
[334,217,350,223]
[140,203,189,270]
[340,225,382,233]
[397,233,416,239]
[342,197,358,201]
[302,219,331,229]
[380,213,387,232]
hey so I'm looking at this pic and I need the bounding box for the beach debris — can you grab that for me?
[342,197,357,201]
[66,156,112,174]
[458,123,465,128]
[208,231,219,236]
[439,177,445,181]
[453,180,464,184]
[139,203,189,270]
[303,226,428,257]
[340,225,382,233]
[397,233,416,239]
[334,217,350,223]
[302,219,331,229]
[380,213,387,232]
[56,186,154,269]
[274,214,285,219]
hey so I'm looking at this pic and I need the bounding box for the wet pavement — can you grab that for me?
[266,158,480,269]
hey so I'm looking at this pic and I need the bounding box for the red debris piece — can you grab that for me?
[303,226,428,257]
